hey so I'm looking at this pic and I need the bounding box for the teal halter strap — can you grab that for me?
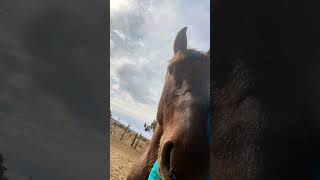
[148,160,161,180]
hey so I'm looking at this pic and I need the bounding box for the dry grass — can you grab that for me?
[110,124,149,180]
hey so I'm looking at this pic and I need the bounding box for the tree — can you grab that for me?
[144,120,157,132]
[150,120,157,132]
[144,123,151,132]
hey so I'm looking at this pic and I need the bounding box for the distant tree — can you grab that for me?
[144,120,157,132]
[150,120,157,132]
[144,123,151,132]
[0,154,8,180]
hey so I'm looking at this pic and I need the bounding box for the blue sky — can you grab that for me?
[110,0,210,138]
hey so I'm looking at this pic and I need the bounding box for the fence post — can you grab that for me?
[131,133,138,147]
[120,123,131,141]
[110,118,120,134]
[134,133,142,149]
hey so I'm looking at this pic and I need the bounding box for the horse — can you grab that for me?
[212,0,320,179]
[127,27,210,180]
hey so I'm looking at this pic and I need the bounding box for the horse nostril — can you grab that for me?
[161,141,174,172]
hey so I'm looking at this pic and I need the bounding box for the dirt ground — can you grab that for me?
[110,124,148,180]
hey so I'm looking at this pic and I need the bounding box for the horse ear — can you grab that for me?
[174,27,187,54]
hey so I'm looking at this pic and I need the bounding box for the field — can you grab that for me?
[110,122,149,180]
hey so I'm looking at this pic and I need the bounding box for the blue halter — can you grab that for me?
[148,160,162,180]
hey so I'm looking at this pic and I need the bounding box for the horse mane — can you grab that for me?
[185,49,208,59]
[169,49,208,64]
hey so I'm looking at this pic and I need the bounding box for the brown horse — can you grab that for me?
[127,27,210,180]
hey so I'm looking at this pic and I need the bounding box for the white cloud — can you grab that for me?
[110,39,114,49]
[110,0,132,13]
[113,29,129,41]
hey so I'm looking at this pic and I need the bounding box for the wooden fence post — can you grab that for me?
[134,133,142,149]
[120,123,131,141]
[110,118,120,134]
[131,133,138,147]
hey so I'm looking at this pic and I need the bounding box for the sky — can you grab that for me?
[110,0,210,138]
[0,0,107,179]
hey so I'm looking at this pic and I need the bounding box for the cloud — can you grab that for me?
[117,63,157,105]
